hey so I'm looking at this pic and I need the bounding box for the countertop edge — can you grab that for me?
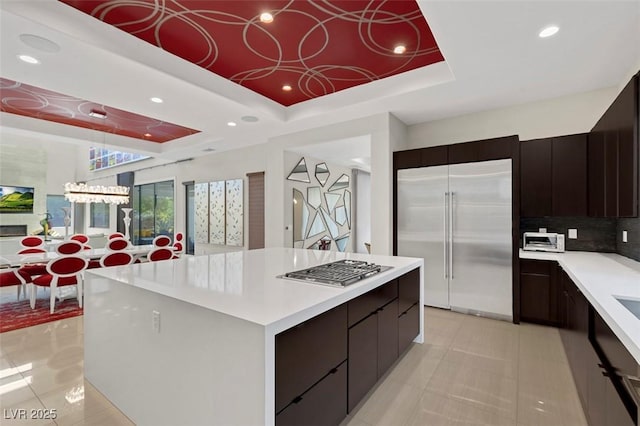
[519,250,640,365]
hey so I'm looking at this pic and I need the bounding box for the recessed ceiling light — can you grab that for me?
[18,54,39,64]
[19,34,60,53]
[144,133,152,137]
[282,85,292,92]
[260,12,274,23]
[227,121,237,127]
[539,26,559,38]
[150,97,163,103]
[241,115,259,123]
[88,110,107,119]
[393,44,407,54]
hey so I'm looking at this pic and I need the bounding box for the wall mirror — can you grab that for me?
[287,157,311,183]
[307,187,322,209]
[315,163,330,186]
[293,189,309,244]
[328,173,349,191]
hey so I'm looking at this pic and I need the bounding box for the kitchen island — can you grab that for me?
[83,248,423,426]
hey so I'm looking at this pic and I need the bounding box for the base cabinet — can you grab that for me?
[520,259,560,325]
[559,271,638,426]
[275,268,421,426]
[276,362,347,426]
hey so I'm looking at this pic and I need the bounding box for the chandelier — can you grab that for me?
[64,182,130,204]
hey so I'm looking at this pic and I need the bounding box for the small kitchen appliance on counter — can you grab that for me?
[523,232,565,252]
[280,259,392,287]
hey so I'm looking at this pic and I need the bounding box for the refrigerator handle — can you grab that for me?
[444,192,449,279]
[449,191,454,279]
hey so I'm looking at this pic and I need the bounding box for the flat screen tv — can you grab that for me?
[0,185,34,213]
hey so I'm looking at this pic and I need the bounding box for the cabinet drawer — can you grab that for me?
[399,302,420,355]
[398,268,420,313]
[520,259,554,275]
[275,304,347,413]
[348,280,398,327]
[276,361,347,426]
[377,299,399,378]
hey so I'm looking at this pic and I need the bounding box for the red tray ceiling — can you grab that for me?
[60,0,445,106]
[0,78,200,143]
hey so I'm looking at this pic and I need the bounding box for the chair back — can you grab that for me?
[70,233,91,250]
[46,255,88,278]
[56,241,84,255]
[152,235,172,247]
[107,237,129,251]
[173,232,184,255]
[108,232,125,240]
[20,236,44,249]
[148,247,173,262]
[17,247,47,255]
[100,251,134,267]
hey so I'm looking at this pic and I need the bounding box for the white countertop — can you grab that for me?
[86,247,423,335]
[520,250,640,364]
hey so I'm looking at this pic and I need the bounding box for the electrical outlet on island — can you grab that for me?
[568,229,578,239]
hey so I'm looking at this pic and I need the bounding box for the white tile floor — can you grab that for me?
[0,295,588,426]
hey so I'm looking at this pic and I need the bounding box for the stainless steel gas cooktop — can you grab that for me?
[279,259,392,287]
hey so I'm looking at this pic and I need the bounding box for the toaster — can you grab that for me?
[523,232,565,253]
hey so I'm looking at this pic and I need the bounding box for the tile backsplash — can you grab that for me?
[520,217,617,252]
[617,217,640,261]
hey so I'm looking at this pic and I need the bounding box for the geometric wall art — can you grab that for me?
[288,156,352,252]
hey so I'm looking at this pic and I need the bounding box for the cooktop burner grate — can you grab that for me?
[280,259,391,287]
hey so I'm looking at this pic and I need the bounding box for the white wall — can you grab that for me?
[354,170,371,254]
[407,86,619,148]
[0,131,78,234]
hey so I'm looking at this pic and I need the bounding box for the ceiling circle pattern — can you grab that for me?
[0,78,200,143]
[61,0,445,106]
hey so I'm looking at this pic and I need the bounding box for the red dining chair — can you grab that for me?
[0,268,32,300]
[147,247,173,262]
[172,232,184,258]
[107,237,129,251]
[99,251,134,267]
[19,236,45,251]
[17,236,49,279]
[31,253,88,314]
[70,234,92,250]
[152,235,172,248]
[108,232,125,240]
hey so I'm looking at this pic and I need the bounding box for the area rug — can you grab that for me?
[0,297,82,333]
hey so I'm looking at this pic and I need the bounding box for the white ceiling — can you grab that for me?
[1,0,639,163]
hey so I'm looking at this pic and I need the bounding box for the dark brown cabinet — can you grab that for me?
[276,361,347,426]
[276,269,421,425]
[347,280,399,412]
[520,139,552,217]
[559,270,638,426]
[397,268,420,354]
[520,134,588,217]
[519,259,560,325]
[589,74,639,218]
[275,304,347,414]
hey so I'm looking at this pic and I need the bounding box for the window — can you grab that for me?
[46,195,71,227]
[89,147,149,171]
[90,203,110,228]
[132,180,174,245]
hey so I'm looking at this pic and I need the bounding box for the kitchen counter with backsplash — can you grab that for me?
[520,249,640,364]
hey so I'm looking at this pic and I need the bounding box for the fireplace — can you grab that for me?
[0,225,28,237]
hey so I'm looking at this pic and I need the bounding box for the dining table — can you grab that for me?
[0,244,161,269]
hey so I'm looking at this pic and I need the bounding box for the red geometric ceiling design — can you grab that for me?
[60,0,445,106]
[0,78,200,143]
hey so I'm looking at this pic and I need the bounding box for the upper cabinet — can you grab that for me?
[520,134,588,217]
[588,74,639,218]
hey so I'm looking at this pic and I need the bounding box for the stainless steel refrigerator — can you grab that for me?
[397,159,512,320]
